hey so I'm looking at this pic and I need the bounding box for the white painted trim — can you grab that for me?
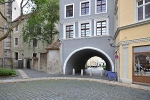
[63,47,114,74]
[94,18,109,36]
[80,0,91,16]
[63,22,75,39]
[64,3,74,19]
[78,20,92,38]
[95,0,107,14]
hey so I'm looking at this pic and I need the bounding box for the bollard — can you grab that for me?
[90,69,92,76]
[81,69,83,76]
[73,69,75,75]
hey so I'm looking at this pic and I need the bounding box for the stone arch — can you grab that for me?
[63,47,114,74]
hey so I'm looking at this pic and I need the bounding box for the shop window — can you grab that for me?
[134,51,150,77]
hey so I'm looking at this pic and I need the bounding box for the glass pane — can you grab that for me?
[81,24,85,28]
[97,6,101,12]
[97,0,101,5]
[70,26,73,30]
[138,7,143,20]
[86,24,89,28]
[97,22,101,27]
[102,21,106,26]
[81,9,85,15]
[145,4,150,19]
[81,3,85,7]
[81,30,84,33]
[102,5,106,12]
[145,0,150,3]
[102,28,106,34]
[86,2,89,7]
[138,0,143,6]
[97,29,101,35]
[134,52,150,76]
[102,0,106,4]
[86,8,89,14]
[86,30,90,36]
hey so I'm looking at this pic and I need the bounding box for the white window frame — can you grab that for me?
[78,20,92,38]
[14,37,19,46]
[63,22,75,39]
[94,18,109,36]
[64,3,74,19]
[135,0,150,22]
[95,0,107,14]
[80,0,91,16]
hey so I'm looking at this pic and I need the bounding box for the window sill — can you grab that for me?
[65,16,74,19]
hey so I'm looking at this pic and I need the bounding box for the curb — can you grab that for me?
[1,77,150,91]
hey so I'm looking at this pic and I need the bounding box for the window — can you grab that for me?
[137,0,150,21]
[80,1,90,15]
[33,39,37,47]
[15,38,18,46]
[96,0,106,13]
[81,23,90,37]
[14,52,18,60]
[33,53,37,57]
[96,21,106,35]
[65,4,74,18]
[66,25,73,38]
[15,25,18,31]
[133,46,150,77]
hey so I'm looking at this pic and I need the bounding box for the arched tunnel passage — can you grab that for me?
[63,47,114,74]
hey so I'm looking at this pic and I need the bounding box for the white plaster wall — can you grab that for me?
[12,1,20,21]
[47,50,61,74]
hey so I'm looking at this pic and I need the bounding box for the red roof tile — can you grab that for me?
[45,40,61,50]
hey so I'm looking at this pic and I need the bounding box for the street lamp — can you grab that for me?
[108,36,127,47]
[108,36,119,47]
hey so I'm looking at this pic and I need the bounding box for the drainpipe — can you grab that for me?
[2,2,6,68]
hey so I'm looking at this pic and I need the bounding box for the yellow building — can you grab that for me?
[114,0,150,84]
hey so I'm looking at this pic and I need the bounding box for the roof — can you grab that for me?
[45,39,61,50]
[13,14,30,22]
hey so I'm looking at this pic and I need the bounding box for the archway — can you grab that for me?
[63,47,114,74]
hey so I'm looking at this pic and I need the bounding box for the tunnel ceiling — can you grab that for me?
[65,49,112,74]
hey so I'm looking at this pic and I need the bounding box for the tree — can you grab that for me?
[0,0,34,41]
[22,0,59,44]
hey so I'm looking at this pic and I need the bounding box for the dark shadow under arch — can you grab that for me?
[65,48,113,74]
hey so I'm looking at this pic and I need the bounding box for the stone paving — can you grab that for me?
[0,69,150,99]
[0,79,150,100]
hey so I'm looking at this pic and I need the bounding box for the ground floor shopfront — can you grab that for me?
[116,39,150,84]
[115,23,150,84]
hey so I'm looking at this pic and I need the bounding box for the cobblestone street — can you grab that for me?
[0,79,150,100]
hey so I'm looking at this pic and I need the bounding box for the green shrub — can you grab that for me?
[0,68,16,76]
[102,65,106,70]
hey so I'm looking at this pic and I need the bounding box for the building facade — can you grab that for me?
[59,0,115,74]
[11,18,48,66]
[115,0,150,84]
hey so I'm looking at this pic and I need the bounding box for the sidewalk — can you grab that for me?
[0,69,150,91]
